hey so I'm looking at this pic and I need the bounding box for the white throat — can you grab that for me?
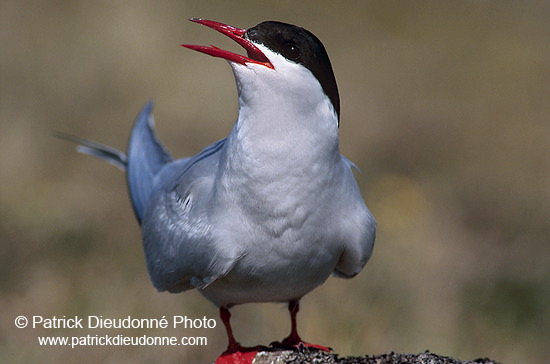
[228,43,339,155]
[215,49,342,204]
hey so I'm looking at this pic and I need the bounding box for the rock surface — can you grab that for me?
[250,349,501,364]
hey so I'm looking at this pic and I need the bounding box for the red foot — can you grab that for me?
[216,306,262,364]
[296,342,332,352]
[215,350,258,364]
[271,300,332,352]
[215,343,265,364]
[273,337,332,352]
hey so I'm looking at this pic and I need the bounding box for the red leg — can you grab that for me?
[220,306,242,352]
[215,306,262,364]
[281,300,302,345]
[279,300,332,352]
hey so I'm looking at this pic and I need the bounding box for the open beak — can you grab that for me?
[181,18,274,69]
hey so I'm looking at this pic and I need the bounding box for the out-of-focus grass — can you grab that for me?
[1,1,548,363]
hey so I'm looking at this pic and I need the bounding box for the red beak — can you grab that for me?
[181,19,274,69]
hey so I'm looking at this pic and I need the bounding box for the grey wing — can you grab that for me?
[333,156,377,278]
[141,141,240,293]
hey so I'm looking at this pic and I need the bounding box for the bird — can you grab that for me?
[62,18,376,359]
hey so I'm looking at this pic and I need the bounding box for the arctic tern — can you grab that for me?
[63,18,377,356]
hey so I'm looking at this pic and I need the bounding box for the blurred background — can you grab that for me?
[1,1,548,363]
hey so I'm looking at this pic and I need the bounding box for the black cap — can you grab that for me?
[245,21,340,121]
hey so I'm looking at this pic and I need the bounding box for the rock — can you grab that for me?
[247,349,501,364]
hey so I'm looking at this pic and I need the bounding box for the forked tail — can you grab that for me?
[57,101,172,224]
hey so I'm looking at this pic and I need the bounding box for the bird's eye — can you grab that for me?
[283,42,300,60]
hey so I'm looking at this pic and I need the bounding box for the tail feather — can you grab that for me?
[56,101,173,224]
[55,132,127,171]
[126,101,173,223]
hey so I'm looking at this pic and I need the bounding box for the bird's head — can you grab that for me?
[182,19,340,127]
